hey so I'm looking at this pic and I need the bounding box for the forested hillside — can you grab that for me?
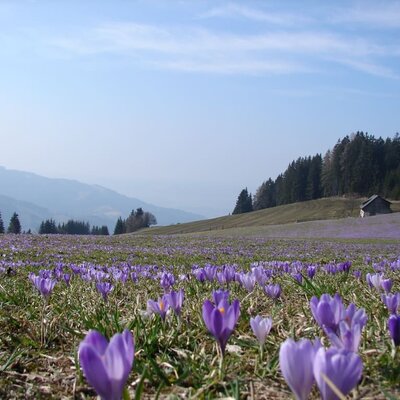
[248,132,400,212]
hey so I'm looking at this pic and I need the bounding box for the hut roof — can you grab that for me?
[360,195,391,209]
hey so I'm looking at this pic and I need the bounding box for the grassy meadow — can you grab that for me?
[0,220,400,399]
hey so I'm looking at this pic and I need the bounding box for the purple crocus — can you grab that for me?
[160,272,175,291]
[96,282,114,301]
[381,278,393,293]
[313,347,363,400]
[202,297,240,354]
[79,329,134,400]
[310,294,344,332]
[250,316,272,346]
[388,314,400,346]
[165,289,184,316]
[307,266,317,279]
[264,283,281,299]
[30,274,57,298]
[366,272,383,290]
[279,338,321,400]
[325,321,362,353]
[344,303,367,330]
[239,272,256,292]
[382,293,400,314]
[147,295,169,320]
[212,289,230,306]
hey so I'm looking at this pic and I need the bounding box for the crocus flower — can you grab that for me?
[96,282,114,301]
[381,279,393,293]
[382,293,400,314]
[147,295,169,320]
[264,283,281,299]
[307,266,317,279]
[160,272,175,291]
[165,289,184,316]
[313,347,363,400]
[202,297,240,354]
[343,303,367,330]
[212,289,230,306]
[310,294,345,332]
[292,273,303,284]
[388,314,400,346]
[279,338,321,400]
[366,273,383,290]
[239,272,256,292]
[353,271,361,280]
[325,321,362,353]
[79,329,134,400]
[30,274,57,298]
[250,316,272,346]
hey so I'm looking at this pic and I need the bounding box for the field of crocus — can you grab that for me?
[0,233,399,399]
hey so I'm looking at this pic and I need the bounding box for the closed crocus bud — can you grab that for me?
[279,338,321,400]
[382,293,400,315]
[388,314,400,346]
[381,279,393,293]
[313,347,363,400]
[79,329,134,400]
[250,316,272,346]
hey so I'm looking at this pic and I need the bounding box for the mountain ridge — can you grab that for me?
[0,166,204,232]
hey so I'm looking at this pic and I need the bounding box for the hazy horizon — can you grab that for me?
[1,1,399,217]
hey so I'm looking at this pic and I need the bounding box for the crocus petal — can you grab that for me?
[79,344,111,400]
[82,330,109,355]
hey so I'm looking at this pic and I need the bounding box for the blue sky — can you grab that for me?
[0,0,399,217]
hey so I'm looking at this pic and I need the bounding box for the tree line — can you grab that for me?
[0,207,157,235]
[233,132,400,213]
[38,219,109,235]
[113,208,157,234]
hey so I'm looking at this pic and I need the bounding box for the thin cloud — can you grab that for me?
[47,22,399,78]
[200,3,310,25]
[333,2,400,28]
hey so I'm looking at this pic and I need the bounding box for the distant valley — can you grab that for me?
[0,166,204,232]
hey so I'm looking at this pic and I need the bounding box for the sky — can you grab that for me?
[0,0,399,217]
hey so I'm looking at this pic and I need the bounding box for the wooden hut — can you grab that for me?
[360,195,392,217]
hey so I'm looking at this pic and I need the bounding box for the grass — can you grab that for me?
[0,232,399,398]
[138,197,400,236]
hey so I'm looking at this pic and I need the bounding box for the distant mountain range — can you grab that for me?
[0,166,204,232]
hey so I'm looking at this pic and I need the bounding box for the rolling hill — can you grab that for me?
[136,197,400,236]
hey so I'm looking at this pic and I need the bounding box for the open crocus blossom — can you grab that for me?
[310,294,344,331]
[250,315,272,346]
[279,338,321,400]
[79,329,134,400]
[202,297,240,354]
[147,295,169,320]
[313,347,363,400]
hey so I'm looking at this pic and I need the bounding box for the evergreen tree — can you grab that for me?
[232,188,253,214]
[0,212,4,234]
[253,179,276,210]
[39,219,58,234]
[7,212,21,234]
[114,217,126,235]
[100,225,110,235]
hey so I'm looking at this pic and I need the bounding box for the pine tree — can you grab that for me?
[113,217,126,235]
[232,188,253,214]
[0,212,4,234]
[7,212,21,234]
